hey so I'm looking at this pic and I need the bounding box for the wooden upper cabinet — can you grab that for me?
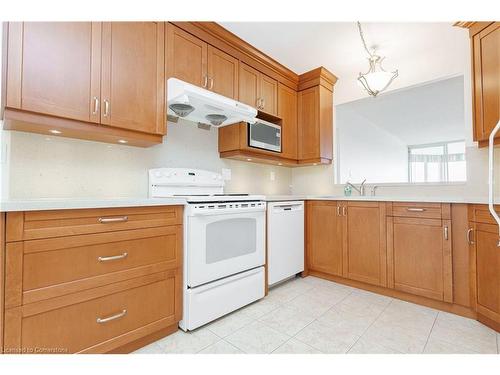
[207,46,239,99]
[474,223,500,328]
[297,68,336,164]
[298,85,333,163]
[239,62,278,115]
[101,22,165,135]
[166,24,207,88]
[471,22,500,144]
[260,75,278,115]
[278,83,298,160]
[342,201,387,287]
[239,63,261,108]
[5,22,101,123]
[306,201,343,276]
[387,216,453,302]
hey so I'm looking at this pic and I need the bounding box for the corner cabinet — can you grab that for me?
[305,200,387,286]
[297,68,336,164]
[468,204,500,332]
[3,22,165,147]
[458,22,499,146]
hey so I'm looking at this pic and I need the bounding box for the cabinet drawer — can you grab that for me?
[6,226,182,306]
[6,205,183,241]
[4,271,180,354]
[390,203,443,219]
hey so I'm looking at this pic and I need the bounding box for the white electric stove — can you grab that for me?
[149,168,266,331]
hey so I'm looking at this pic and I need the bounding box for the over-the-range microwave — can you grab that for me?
[248,119,281,153]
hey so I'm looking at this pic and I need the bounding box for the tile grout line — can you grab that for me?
[421,310,439,354]
[345,297,395,353]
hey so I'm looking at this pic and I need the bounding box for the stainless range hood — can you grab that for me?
[167,78,257,127]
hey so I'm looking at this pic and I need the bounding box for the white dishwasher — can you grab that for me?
[267,201,304,285]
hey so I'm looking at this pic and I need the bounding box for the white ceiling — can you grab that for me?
[337,76,465,145]
[219,22,470,104]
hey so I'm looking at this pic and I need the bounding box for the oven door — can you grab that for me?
[186,209,265,287]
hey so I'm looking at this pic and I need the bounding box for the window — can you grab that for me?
[408,141,466,183]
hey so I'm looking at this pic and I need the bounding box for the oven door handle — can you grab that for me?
[189,208,266,217]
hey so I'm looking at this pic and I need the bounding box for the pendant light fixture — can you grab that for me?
[356,22,398,97]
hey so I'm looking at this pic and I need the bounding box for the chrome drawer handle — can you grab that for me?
[98,216,128,224]
[407,208,425,212]
[444,226,449,241]
[98,252,128,262]
[96,309,127,324]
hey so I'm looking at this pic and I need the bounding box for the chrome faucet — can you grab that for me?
[371,185,379,196]
[346,179,367,196]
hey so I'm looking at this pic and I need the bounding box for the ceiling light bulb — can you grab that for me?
[247,158,252,161]
[118,139,128,144]
[49,129,62,134]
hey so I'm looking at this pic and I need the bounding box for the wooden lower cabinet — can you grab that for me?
[305,200,387,286]
[4,271,180,354]
[473,222,500,330]
[1,205,183,354]
[306,201,343,276]
[387,216,453,302]
[343,202,387,287]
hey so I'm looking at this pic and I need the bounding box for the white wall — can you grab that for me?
[291,23,500,200]
[3,119,292,199]
[336,107,408,184]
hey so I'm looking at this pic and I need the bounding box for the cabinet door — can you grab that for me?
[473,22,500,141]
[278,83,298,160]
[101,22,165,134]
[475,223,500,326]
[297,86,319,160]
[239,63,261,108]
[343,202,387,286]
[207,46,238,99]
[6,22,101,123]
[260,75,278,116]
[166,24,207,88]
[387,217,453,302]
[306,201,343,276]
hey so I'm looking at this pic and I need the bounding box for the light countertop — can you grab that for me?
[0,197,187,212]
[0,195,493,212]
[264,195,491,205]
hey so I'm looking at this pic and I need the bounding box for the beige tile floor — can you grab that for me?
[133,276,500,354]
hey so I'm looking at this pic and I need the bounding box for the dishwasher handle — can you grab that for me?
[271,202,304,212]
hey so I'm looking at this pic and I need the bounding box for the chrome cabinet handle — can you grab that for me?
[203,75,208,88]
[92,96,99,115]
[209,77,214,90]
[337,206,341,216]
[103,99,110,117]
[444,226,449,241]
[261,98,265,109]
[467,228,475,245]
[98,252,128,262]
[256,98,261,109]
[98,216,128,224]
[407,208,425,212]
[96,309,127,324]
[342,206,347,216]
